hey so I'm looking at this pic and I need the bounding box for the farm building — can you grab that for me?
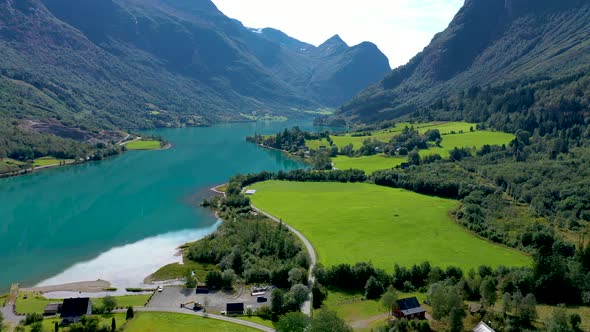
[60,298,92,324]
[473,321,496,332]
[43,303,62,316]
[226,302,244,316]
[393,297,426,319]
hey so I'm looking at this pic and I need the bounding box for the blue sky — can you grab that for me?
[211,0,464,68]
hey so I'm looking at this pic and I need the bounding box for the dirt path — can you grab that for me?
[251,204,316,317]
[350,313,389,329]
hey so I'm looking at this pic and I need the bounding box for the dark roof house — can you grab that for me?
[226,302,245,316]
[393,297,426,319]
[60,298,92,323]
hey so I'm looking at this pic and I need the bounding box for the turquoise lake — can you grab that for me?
[0,121,316,292]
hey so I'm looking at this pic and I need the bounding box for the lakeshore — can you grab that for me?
[0,121,316,293]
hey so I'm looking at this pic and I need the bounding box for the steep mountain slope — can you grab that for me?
[336,0,590,124]
[0,0,389,161]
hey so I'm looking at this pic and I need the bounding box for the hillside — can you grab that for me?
[0,0,389,161]
[334,0,590,125]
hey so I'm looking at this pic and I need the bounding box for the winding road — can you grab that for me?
[251,204,317,317]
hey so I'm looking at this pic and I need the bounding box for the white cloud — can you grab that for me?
[211,0,464,68]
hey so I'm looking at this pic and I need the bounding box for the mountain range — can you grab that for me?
[0,0,389,156]
[333,0,590,124]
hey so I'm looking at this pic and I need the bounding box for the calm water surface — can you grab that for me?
[0,121,316,291]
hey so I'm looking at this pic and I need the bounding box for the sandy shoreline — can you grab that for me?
[21,280,112,293]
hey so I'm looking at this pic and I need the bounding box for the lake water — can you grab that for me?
[0,121,314,292]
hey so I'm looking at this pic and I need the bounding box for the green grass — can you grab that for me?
[249,181,530,271]
[333,155,405,174]
[124,312,258,332]
[16,292,57,314]
[306,122,477,150]
[237,316,275,328]
[108,295,150,307]
[26,314,126,332]
[146,259,218,283]
[0,158,27,173]
[126,140,162,150]
[33,156,72,167]
[323,291,383,323]
[331,130,515,174]
[16,293,148,315]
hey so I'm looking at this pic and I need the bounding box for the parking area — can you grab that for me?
[146,286,269,313]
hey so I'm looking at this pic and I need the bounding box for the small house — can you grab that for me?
[43,303,62,316]
[393,297,426,320]
[473,321,495,332]
[226,302,244,316]
[60,298,92,324]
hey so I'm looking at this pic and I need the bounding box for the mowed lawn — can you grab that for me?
[249,181,530,271]
[126,140,161,150]
[333,155,405,174]
[124,312,258,332]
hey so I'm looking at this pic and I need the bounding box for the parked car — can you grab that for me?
[256,296,268,303]
[157,286,163,292]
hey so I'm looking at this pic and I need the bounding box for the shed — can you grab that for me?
[473,322,495,332]
[393,297,426,320]
[60,298,92,324]
[43,303,62,316]
[226,302,245,316]
[245,190,257,195]
[196,285,209,294]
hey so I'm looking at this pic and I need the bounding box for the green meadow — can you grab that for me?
[124,312,257,332]
[33,156,72,167]
[126,140,162,150]
[0,158,26,173]
[327,127,514,174]
[306,121,477,150]
[249,181,530,271]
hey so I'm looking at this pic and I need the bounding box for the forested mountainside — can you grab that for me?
[333,0,590,125]
[0,0,389,161]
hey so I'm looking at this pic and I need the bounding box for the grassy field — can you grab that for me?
[249,181,530,271]
[111,294,150,307]
[126,140,162,150]
[0,158,27,173]
[323,291,428,331]
[15,293,149,314]
[15,292,57,314]
[124,312,258,332]
[237,316,275,328]
[333,155,405,174]
[146,254,219,283]
[33,156,72,167]
[306,122,478,150]
[330,130,514,173]
[24,314,126,332]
